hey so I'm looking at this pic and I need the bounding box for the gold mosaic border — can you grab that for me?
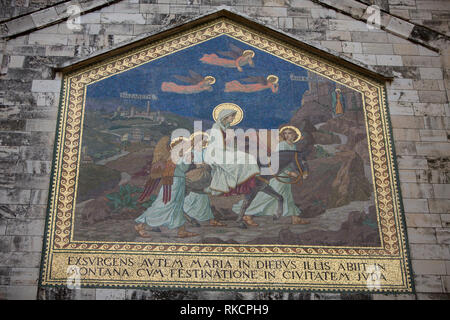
[40,18,412,291]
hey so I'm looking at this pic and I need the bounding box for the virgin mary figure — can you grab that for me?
[203,103,260,196]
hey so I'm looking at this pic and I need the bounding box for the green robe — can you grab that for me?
[332,90,346,116]
[232,141,302,217]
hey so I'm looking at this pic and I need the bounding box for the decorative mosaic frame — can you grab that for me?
[39,17,413,293]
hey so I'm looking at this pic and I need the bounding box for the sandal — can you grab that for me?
[292,216,310,225]
[134,224,152,238]
[177,228,199,238]
[243,215,259,227]
[210,219,226,227]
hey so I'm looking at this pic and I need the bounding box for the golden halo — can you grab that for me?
[267,75,279,84]
[204,76,216,84]
[280,125,302,142]
[243,50,255,58]
[212,103,243,126]
[169,136,189,149]
[335,88,341,92]
[190,131,210,148]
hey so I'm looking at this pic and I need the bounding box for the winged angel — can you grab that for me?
[135,136,199,238]
[200,43,255,72]
[161,70,216,94]
[224,75,279,93]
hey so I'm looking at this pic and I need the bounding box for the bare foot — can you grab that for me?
[292,216,310,225]
[243,215,258,227]
[210,219,226,227]
[134,224,152,238]
[177,229,199,238]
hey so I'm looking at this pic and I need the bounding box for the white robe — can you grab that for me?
[232,141,302,217]
[204,121,260,195]
[183,150,214,221]
[183,193,214,222]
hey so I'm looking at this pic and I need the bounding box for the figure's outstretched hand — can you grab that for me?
[303,172,309,179]
[287,171,299,178]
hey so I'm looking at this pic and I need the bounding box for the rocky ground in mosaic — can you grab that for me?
[74,195,378,246]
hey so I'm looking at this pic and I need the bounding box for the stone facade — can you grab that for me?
[0,0,449,300]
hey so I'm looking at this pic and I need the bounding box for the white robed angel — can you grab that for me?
[232,125,310,225]
[134,136,199,238]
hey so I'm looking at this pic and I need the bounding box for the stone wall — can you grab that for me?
[359,0,450,36]
[0,0,448,300]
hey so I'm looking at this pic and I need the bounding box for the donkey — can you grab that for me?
[184,150,308,228]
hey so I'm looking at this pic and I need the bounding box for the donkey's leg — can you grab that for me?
[261,184,284,220]
[183,213,201,227]
[236,190,259,225]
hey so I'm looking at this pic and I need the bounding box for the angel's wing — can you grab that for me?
[241,76,267,84]
[138,136,171,202]
[229,43,244,56]
[188,70,204,83]
[173,74,197,84]
[218,43,243,59]
[173,70,204,84]
[151,137,170,168]
[217,50,239,59]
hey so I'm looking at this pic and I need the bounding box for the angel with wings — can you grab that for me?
[200,43,255,72]
[134,136,198,238]
[161,70,216,94]
[224,75,279,93]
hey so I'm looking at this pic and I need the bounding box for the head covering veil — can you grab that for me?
[217,109,237,130]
